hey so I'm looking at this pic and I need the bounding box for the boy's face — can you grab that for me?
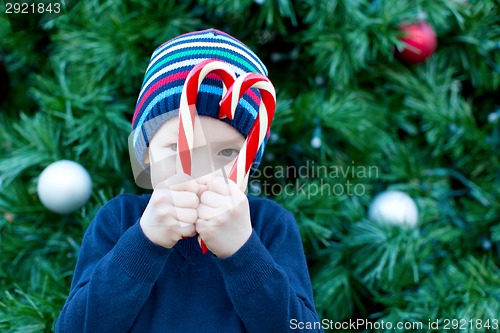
[146,116,246,189]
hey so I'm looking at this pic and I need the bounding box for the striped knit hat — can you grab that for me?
[131,29,270,181]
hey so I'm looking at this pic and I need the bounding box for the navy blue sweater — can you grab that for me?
[56,194,323,332]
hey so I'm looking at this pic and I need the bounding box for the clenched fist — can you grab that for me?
[140,174,199,249]
[195,172,252,258]
[140,171,252,258]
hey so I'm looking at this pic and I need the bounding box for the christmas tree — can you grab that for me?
[1,0,499,332]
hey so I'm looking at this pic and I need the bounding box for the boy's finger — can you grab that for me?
[207,176,232,196]
[178,224,196,238]
[197,203,219,220]
[155,173,189,189]
[154,173,195,191]
[171,191,199,208]
[194,172,215,186]
[168,174,199,193]
[197,183,209,197]
[194,168,225,185]
[200,190,227,208]
[172,207,198,224]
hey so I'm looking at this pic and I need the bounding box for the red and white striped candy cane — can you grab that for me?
[177,60,276,254]
[219,73,276,185]
[177,59,236,254]
[177,59,236,176]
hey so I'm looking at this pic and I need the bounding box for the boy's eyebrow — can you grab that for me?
[160,130,178,140]
[222,137,242,143]
[209,138,244,146]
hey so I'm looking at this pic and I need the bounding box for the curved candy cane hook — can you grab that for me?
[219,73,276,185]
[177,59,236,176]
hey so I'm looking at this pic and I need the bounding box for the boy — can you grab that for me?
[56,29,323,332]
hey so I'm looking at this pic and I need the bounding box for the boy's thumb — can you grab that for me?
[166,173,198,192]
[197,183,209,197]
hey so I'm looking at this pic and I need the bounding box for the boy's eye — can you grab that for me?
[167,143,177,152]
[218,148,238,158]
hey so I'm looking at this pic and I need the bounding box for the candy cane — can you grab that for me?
[219,73,276,185]
[177,59,236,176]
[177,59,236,253]
[177,60,276,255]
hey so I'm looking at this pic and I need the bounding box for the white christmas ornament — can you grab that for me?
[37,160,92,214]
[368,190,418,227]
[311,136,322,149]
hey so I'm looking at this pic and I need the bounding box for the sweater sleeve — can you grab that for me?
[56,196,172,333]
[213,209,324,333]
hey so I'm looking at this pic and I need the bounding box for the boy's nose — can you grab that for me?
[191,145,215,178]
[192,116,208,147]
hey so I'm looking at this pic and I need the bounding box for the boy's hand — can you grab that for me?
[140,174,199,249]
[195,172,252,258]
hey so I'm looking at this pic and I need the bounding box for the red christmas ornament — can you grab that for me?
[396,21,437,64]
